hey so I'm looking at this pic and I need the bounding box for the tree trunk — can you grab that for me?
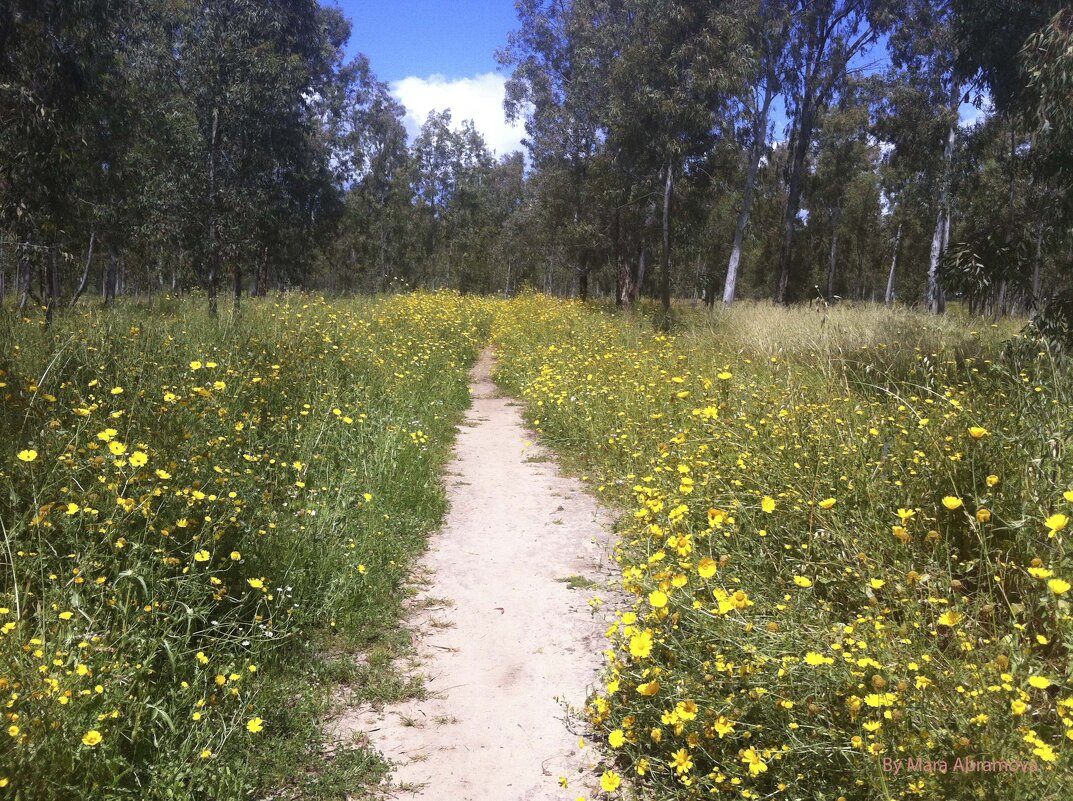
[1007,119,1016,241]
[259,248,270,297]
[660,159,673,327]
[942,203,952,252]
[147,254,158,302]
[940,203,951,312]
[70,230,95,307]
[926,205,946,314]
[631,201,656,304]
[927,87,958,314]
[207,105,220,318]
[826,208,842,301]
[578,266,589,302]
[884,222,902,306]
[17,247,31,312]
[634,248,645,299]
[612,208,625,306]
[1031,221,1044,307]
[103,253,117,305]
[45,246,61,326]
[618,258,631,305]
[775,98,816,304]
[207,262,218,315]
[723,81,774,306]
[233,260,241,313]
[378,215,389,291]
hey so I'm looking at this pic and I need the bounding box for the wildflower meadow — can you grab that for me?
[1,294,490,798]
[5,1,1073,798]
[2,292,1071,800]
[494,297,1072,800]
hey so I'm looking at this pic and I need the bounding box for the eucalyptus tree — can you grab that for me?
[809,88,875,300]
[0,0,130,316]
[945,0,1067,312]
[448,122,502,294]
[482,152,527,294]
[1024,6,1073,236]
[719,0,788,305]
[1019,7,1073,339]
[408,112,501,290]
[880,0,964,312]
[952,0,1066,115]
[938,118,1030,314]
[142,0,349,314]
[1018,4,1073,312]
[874,153,934,306]
[410,111,460,286]
[325,57,412,292]
[584,0,752,322]
[773,0,897,304]
[499,0,607,300]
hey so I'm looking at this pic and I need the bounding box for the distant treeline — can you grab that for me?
[2,1,1072,321]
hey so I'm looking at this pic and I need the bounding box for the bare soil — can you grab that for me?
[330,349,615,800]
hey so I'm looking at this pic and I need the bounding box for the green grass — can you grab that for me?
[0,292,492,800]
[5,290,1068,800]
[556,574,601,591]
[493,295,1072,800]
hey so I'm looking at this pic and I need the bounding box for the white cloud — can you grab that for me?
[390,72,525,158]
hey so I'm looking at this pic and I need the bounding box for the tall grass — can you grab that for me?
[494,296,1072,800]
[6,291,1067,800]
[0,293,491,799]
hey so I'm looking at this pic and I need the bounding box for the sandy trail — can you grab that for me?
[333,349,614,800]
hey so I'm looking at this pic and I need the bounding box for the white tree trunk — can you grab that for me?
[885,223,902,306]
[926,207,946,314]
[928,98,957,314]
[723,82,773,305]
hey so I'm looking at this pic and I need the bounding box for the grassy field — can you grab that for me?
[1,293,491,799]
[3,293,1071,800]
[494,297,1072,800]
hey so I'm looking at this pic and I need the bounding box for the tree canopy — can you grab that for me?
[2,0,1071,322]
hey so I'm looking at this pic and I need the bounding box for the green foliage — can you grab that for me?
[0,293,491,799]
[495,296,1072,800]
[1028,288,1073,351]
[953,0,1066,114]
[4,0,1073,314]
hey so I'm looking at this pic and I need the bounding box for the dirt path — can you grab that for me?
[332,349,614,800]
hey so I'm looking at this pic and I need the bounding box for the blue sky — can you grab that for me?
[332,0,515,83]
[328,1,528,155]
[325,2,989,157]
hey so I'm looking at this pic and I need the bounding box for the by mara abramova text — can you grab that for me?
[882,757,1038,775]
